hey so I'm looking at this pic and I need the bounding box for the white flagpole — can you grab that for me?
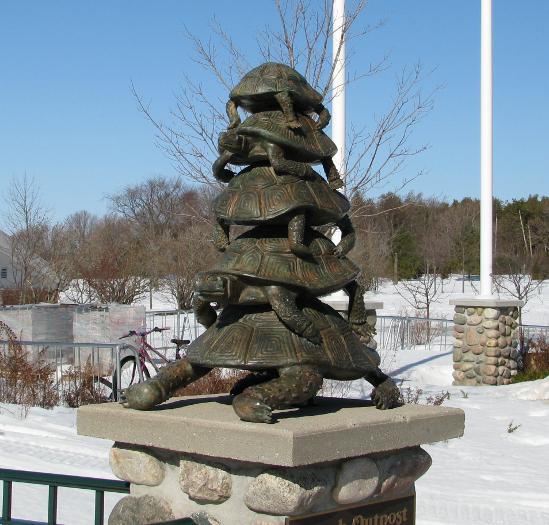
[480,0,493,297]
[332,0,346,190]
[325,0,347,309]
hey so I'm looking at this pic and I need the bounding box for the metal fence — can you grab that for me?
[0,467,129,525]
[520,324,549,350]
[0,467,195,524]
[377,315,454,352]
[1,311,545,405]
[0,340,135,402]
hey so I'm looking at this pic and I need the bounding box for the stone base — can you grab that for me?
[450,299,522,386]
[77,396,464,525]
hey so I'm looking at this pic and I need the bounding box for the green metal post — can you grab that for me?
[94,490,105,525]
[2,480,12,521]
[47,485,57,525]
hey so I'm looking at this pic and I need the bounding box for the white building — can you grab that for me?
[0,229,16,289]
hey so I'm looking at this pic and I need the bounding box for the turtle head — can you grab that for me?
[195,272,228,302]
[219,130,246,154]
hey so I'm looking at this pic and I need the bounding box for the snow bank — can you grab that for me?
[510,377,549,400]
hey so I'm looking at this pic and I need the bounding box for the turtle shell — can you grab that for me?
[230,62,323,113]
[212,226,359,296]
[186,299,380,379]
[214,164,349,225]
[237,111,337,160]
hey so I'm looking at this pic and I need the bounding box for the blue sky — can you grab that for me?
[1,1,547,221]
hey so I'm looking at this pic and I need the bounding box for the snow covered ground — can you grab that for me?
[2,277,548,524]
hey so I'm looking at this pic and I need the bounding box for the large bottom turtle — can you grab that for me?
[120,300,400,423]
[205,225,371,343]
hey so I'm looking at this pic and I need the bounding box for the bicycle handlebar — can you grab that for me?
[118,327,170,339]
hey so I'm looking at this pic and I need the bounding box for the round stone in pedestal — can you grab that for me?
[180,459,232,503]
[467,315,483,326]
[332,457,379,505]
[245,467,332,516]
[108,495,174,525]
[191,512,222,525]
[376,448,432,496]
[109,445,165,486]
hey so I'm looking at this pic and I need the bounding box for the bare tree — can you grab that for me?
[133,0,435,198]
[493,258,544,329]
[395,265,441,319]
[159,221,218,309]
[107,177,217,307]
[2,175,54,303]
[69,216,150,304]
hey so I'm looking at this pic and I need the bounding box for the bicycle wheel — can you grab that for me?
[112,356,151,397]
[93,375,115,401]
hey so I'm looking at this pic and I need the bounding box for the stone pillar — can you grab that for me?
[450,299,523,386]
[78,395,464,525]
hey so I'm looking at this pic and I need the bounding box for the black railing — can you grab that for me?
[0,468,129,525]
[0,467,196,524]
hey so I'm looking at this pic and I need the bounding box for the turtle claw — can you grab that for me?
[371,378,401,410]
[121,380,166,411]
[233,394,273,423]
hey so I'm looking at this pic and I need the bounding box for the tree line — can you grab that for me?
[351,192,548,289]
[2,175,547,309]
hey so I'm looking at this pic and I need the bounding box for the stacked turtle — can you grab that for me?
[122,63,400,423]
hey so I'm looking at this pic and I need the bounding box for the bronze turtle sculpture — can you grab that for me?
[212,164,354,259]
[120,298,401,423]
[213,110,343,189]
[226,62,330,130]
[202,225,371,343]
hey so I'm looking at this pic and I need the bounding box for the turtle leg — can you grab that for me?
[230,369,278,396]
[364,368,401,410]
[274,90,300,129]
[226,99,241,129]
[232,366,324,423]
[321,157,344,190]
[212,218,230,252]
[120,359,211,410]
[344,280,373,341]
[212,149,236,183]
[315,103,331,130]
[333,215,356,257]
[288,213,312,258]
[264,142,314,179]
[266,286,321,345]
[192,295,218,328]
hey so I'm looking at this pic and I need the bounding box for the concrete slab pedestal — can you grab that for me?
[78,396,464,525]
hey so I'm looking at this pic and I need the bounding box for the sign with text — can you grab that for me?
[286,494,415,525]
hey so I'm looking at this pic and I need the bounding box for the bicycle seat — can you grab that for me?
[171,338,191,346]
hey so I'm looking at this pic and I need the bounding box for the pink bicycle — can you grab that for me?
[107,327,190,399]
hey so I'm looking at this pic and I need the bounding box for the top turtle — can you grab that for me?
[227,62,331,130]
